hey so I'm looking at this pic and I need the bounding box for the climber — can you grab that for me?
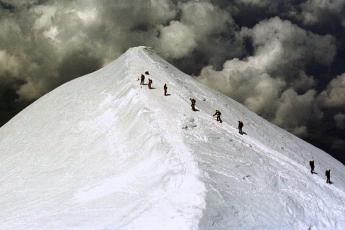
[325,169,331,184]
[190,98,198,111]
[309,160,315,174]
[213,110,222,123]
[148,78,153,89]
[238,121,244,134]
[140,74,145,85]
[164,83,168,96]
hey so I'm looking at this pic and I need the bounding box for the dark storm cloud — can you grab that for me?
[198,17,335,136]
[318,73,345,108]
[0,0,236,100]
[0,0,344,162]
[334,113,345,129]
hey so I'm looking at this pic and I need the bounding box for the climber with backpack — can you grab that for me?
[238,121,244,134]
[190,98,198,111]
[213,110,222,123]
[140,74,145,85]
[325,169,331,184]
[148,78,153,89]
[164,83,168,96]
[309,160,315,174]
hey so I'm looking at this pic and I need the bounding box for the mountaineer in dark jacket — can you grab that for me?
[238,121,244,134]
[190,98,198,111]
[213,110,222,123]
[140,74,145,85]
[148,78,153,89]
[309,160,315,174]
[164,83,168,96]
[325,169,331,184]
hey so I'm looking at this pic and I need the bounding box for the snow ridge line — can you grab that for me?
[123,48,207,229]
[245,136,345,199]
[209,113,345,200]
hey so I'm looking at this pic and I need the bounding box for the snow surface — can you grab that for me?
[0,46,345,229]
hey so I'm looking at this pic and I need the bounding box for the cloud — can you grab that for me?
[159,1,234,59]
[0,0,38,8]
[318,73,345,108]
[180,1,232,38]
[334,113,345,129]
[0,0,236,101]
[0,0,180,102]
[274,88,321,136]
[198,17,335,135]
[159,21,197,59]
[331,138,345,152]
[0,50,20,77]
[198,59,286,118]
[241,17,336,73]
[234,0,345,27]
[299,0,345,25]
[236,0,271,7]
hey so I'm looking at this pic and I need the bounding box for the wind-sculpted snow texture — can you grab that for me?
[0,47,345,229]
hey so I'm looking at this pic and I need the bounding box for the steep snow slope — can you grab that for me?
[0,47,344,229]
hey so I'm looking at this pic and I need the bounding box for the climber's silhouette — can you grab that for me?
[325,169,332,184]
[238,121,246,135]
[190,98,198,111]
[140,74,145,85]
[164,83,170,96]
[148,78,153,89]
[309,160,316,174]
[213,110,222,123]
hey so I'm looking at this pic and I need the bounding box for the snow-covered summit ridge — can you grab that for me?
[0,46,345,229]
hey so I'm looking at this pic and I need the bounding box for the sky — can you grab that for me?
[0,0,344,164]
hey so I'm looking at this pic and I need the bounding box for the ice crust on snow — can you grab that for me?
[0,46,345,229]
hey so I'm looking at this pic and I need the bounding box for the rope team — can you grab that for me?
[138,70,333,185]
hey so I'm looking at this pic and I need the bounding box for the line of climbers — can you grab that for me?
[139,71,333,185]
[139,71,162,92]
[190,98,245,135]
[309,160,332,184]
[139,71,246,135]
[140,71,154,89]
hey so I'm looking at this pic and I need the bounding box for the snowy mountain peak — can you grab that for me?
[0,46,345,229]
[125,45,152,54]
